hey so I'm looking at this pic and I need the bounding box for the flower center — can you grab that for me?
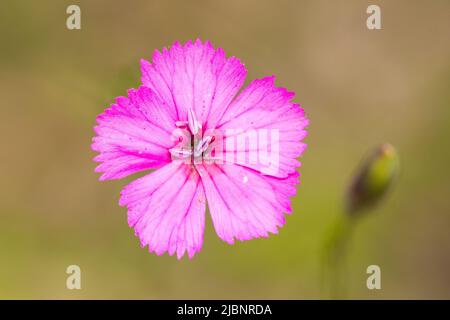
[169,109,214,163]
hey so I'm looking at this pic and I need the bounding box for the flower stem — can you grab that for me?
[321,213,355,299]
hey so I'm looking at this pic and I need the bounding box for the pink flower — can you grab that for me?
[92,40,309,259]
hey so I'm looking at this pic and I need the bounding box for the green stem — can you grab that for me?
[321,214,355,299]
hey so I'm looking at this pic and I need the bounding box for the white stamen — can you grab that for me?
[187,108,202,135]
[194,136,213,157]
[175,120,188,128]
[169,147,193,159]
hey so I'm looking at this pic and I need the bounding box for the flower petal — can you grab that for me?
[198,163,299,244]
[92,86,176,180]
[140,39,247,124]
[120,162,206,259]
[216,76,309,177]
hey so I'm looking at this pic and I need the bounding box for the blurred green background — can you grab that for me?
[1,0,449,299]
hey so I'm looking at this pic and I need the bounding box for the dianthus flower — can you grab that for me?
[92,40,308,258]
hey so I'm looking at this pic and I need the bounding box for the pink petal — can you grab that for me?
[140,39,247,124]
[120,162,206,259]
[216,76,309,177]
[198,163,299,244]
[92,86,176,180]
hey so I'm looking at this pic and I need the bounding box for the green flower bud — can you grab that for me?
[346,143,399,217]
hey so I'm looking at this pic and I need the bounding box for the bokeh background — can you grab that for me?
[1,0,449,299]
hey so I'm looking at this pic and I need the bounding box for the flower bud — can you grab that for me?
[346,144,399,217]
